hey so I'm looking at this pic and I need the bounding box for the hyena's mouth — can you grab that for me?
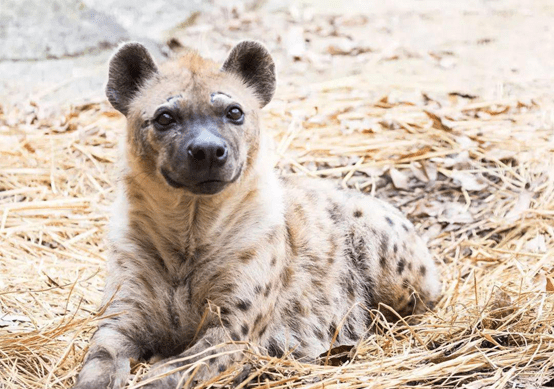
[161,165,243,195]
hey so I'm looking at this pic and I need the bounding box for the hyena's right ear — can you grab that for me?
[106,42,158,116]
[222,41,276,108]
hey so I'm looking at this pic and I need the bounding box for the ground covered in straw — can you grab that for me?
[1,3,554,389]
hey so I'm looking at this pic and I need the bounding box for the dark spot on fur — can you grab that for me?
[301,258,326,280]
[402,223,409,232]
[176,250,189,263]
[327,201,342,224]
[285,222,298,257]
[327,237,337,263]
[379,233,389,267]
[345,230,367,269]
[208,271,221,285]
[393,243,398,254]
[267,337,284,358]
[254,313,263,328]
[346,281,356,300]
[258,324,268,337]
[134,235,168,272]
[343,318,357,340]
[328,322,338,339]
[280,266,294,288]
[294,203,306,220]
[254,285,263,295]
[264,283,272,297]
[292,299,308,317]
[236,299,251,312]
[230,332,240,341]
[287,318,300,332]
[292,349,305,359]
[408,262,413,271]
[218,364,227,373]
[353,209,363,218]
[268,228,279,243]
[220,307,230,316]
[385,216,394,226]
[270,255,277,267]
[312,278,323,289]
[402,278,410,289]
[419,265,427,276]
[166,289,180,328]
[218,283,236,295]
[314,327,324,341]
[315,294,330,308]
[360,273,376,309]
[397,258,406,274]
[241,323,249,336]
[239,248,257,263]
[192,246,205,261]
[221,317,231,327]
[406,295,417,311]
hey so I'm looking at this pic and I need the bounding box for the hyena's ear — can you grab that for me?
[106,42,158,115]
[221,41,276,108]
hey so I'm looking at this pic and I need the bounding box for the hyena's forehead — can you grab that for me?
[148,91,240,115]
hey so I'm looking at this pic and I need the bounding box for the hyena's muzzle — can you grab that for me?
[160,118,239,195]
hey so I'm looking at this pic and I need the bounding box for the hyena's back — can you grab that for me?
[261,177,440,359]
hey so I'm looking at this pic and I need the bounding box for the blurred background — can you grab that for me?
[1,0,553,108]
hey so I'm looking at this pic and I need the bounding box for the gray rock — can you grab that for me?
[0,0,129,60]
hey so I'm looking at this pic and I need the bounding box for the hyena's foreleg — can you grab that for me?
[73,326,141,389]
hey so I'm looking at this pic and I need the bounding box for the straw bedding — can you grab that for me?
[1,7,553,389]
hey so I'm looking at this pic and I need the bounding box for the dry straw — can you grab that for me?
[1,85,553,388]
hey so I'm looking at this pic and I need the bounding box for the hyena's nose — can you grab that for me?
[187,134,228,168]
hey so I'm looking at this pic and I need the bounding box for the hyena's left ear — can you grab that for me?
[106,42,159,116]
[221,41,276,108]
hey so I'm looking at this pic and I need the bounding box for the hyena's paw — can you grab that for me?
[141,362,207,389]
[141,357,236,389]
[72,355,128,389]
[140,366,181,389]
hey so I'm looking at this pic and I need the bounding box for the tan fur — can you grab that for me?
[73,43,441,389]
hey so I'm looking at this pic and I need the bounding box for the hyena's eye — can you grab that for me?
[154,112,175,128]
[226,106,244,124]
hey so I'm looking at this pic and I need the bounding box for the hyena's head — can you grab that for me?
[106,41,275,195]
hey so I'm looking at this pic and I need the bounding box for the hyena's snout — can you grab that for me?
[161,125,239,196]
[187,129,228,169]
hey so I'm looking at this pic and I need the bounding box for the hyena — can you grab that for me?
[73,41,441,389]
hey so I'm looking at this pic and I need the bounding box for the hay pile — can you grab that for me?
[1,5,553,389]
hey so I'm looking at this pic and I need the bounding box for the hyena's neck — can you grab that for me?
[113,154,284,268]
